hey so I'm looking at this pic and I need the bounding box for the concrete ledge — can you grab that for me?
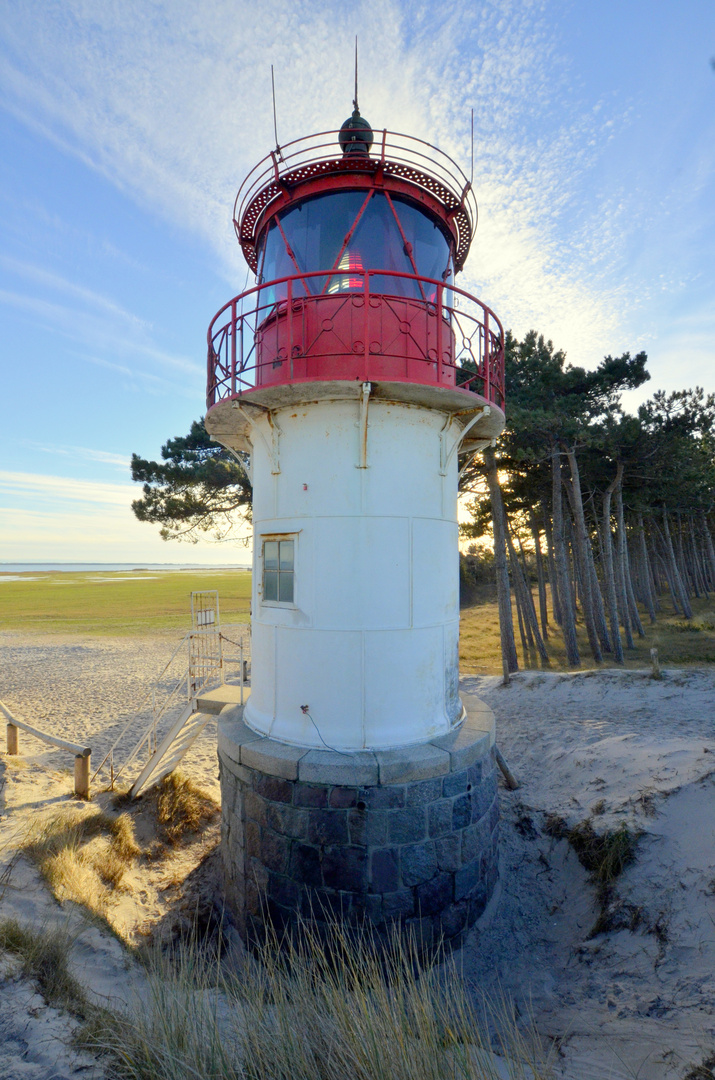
[218,693,495,784]
[298,750,379,786]
[375,743,450,785]
[197,685,251,714]
[429,695,494,770]
[218,713,263,769]
[241,738,308,781]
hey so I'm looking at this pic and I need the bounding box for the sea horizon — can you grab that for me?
[0,562,251,573]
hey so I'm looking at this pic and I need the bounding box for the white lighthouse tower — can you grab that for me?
[207,111,505,944]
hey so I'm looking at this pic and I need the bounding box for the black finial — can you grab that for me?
[339,35,373,156]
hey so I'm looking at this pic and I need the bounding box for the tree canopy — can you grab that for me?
[131,419,252,543]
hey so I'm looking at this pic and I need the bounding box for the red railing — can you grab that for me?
[235,129,478,272]
[206,270,504,412]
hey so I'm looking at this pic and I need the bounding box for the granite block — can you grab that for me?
[401,841,437,887]
[376,744,450,785]
[299,750,379,786]
[388,806,427,845]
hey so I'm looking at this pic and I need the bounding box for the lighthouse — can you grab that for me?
[206,109,506,945]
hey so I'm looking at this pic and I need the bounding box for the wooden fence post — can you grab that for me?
[74,752,91,799]
[7,723,18,755]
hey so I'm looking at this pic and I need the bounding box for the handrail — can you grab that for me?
[91,631,193,782]
[234,128,477,270]
[206,268,505,411]
[92,622,251,790]
[1,700,91,797]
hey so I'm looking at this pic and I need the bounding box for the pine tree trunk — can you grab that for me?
[613,492,635,643]
[529,508,549,639]
[542,499,562,626]
[484,446,519,676]
[701,511,715,590]
[551,444,580,666]
[615,487,645,638]
[587,536,613,653]
[662,510,693,618]
[689,514,709,598]
[647,530,663,609]
[513,578,529,665]
[602,465,625,663]
[637,512,657,623]
[655,544,681,614]
[507,525,549,664]
[564,448,603,662]
[678,512,701,602]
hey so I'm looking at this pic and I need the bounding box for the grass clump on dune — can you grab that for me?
[82,917,554,1080]
[0,918,89,1017]
[545,816,642,935]
[23,806,141,916]
[139,771,220,847]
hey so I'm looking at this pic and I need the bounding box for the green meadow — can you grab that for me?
[2,569,714,672]
[0,570,252,636]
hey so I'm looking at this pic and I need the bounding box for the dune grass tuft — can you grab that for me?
[23,806,141,917]
[81,916,554,1080]
[545,817,639,892]
[545,816,642,935]
[0,917,89,1017]
[140,772,219,847]
[683,1055,715,1080]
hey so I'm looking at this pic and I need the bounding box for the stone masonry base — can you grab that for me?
[218,694,498,949]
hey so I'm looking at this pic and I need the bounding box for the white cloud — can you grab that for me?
[0,505,251,563]
[0,286,201,377]
[0,472,252,562]
[0,255,149,328]
[0,0,711,381]
[22,442,130,469]
[0,470,135,507]
[0,0,635,368]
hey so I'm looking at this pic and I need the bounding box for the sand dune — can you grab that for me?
[1,632,714,1079]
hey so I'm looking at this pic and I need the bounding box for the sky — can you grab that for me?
[0,0,713,563]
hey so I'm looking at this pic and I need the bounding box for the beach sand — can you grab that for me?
[1,631,714,1079]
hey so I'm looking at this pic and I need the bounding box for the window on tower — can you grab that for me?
[262,537,295,604]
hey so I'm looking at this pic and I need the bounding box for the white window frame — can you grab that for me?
[259,532,298,608]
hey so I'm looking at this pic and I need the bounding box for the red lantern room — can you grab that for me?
[206,109,506,442]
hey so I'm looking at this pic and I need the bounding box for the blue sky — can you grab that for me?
[0,0,713,563]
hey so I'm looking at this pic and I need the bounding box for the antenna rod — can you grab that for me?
[353,36,359,112]
[470,108,474,185]
[271,64,280,153]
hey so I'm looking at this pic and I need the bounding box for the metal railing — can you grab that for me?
[91,624,250,791]
[207,269,504,411]
[235,128,477,270]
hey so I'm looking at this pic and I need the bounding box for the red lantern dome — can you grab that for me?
[206,117,505,448]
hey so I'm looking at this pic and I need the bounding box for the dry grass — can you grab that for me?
[139,772,220,847]
[0,917,89,1017]
[544,816,642,936]
[460,589,715,674]
[683,1056,715,1080]
[81,917,554,1080]
[545,817,639,893]
[23,806,141,918]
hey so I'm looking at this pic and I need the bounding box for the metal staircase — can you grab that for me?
[128,702,211,799]
[92,591,250,798]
